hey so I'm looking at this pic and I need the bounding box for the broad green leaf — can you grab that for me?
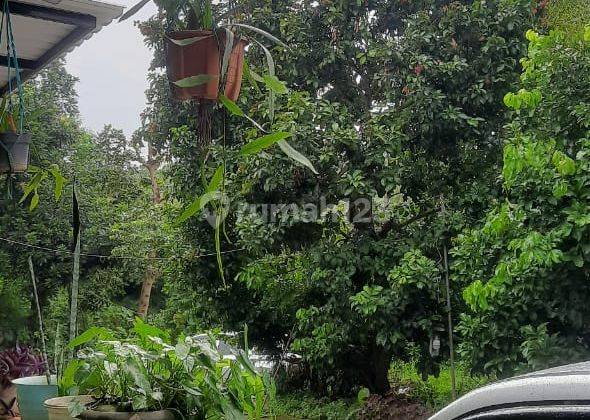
[277,139,318,174]
[167,34,212,46]
[240,132,291,156]
[48,166,66,200]
[133,317,170,341]
[585,26,590,42]
[19,171,45,204]
[173,75,217,88]
[262,75,288,95]
[552,151,576,176]
[176,190,220,224]
[219,95,244,117]
[175,342,190,360]
[222,23,287,48]
[132,395,148,411]
[126,362,152,394]
[29,193,39,211]
[67,400,85,418]
[60,359,82,392]
[357,387,370,403]
[207,165,225,193]
[67,326,111,349]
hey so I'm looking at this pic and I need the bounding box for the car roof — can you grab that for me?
[429,361,590,420]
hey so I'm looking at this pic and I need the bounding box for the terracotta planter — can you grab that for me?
[0,132,31,173]
[166,30,247,101]
[79,407,174,420]
[44,396,94,420]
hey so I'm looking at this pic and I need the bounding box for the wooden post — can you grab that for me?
[443,243,457,400]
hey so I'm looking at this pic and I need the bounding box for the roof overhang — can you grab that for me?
[0,0,124,95]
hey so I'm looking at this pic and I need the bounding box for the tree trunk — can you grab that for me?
[137,258,159,318]
[369,344,391,394]
[137,143,162,318]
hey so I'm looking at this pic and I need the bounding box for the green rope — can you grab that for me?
[2,0,25,133]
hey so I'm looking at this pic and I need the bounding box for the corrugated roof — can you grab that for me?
[0,0,124,94]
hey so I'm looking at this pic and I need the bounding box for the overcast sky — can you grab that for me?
[65,0,158,138]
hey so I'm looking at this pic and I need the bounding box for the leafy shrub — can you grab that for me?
[389,360,492,409]
[66,319,275,419]
[0,274,30,346]
[454,25,590,376]
[271,391,359,419]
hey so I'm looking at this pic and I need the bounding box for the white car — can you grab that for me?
[429,361,590,419]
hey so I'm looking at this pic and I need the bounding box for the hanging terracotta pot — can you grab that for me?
[0,132,31,173]
[166,30,247,101]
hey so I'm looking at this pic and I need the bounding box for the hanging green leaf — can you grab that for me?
[29,193,39,211]
[262,75,288,95]
[254,41,276,121]
[277,139,318,174]
[48,165,66,200]
[167,34,213,46]
[220,28,235,81]
[176,191,218,224]
[19,171,45,204]
[207,165,225,193]
[219,95,245,117]
[176,166,224,224]
[222,23,288,48]
[240,132,292,156]
[173,75,217,88]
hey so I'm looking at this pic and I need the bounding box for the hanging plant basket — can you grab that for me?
[165,30,247,101]
[0,132,31,173]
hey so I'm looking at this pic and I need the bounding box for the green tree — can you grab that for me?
[137,0,534,394]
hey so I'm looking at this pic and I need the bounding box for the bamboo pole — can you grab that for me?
[28,256,51,384]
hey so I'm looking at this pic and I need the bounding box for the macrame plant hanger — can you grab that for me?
[0,0,26,198]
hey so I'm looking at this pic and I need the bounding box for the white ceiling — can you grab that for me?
[1,0,124,91]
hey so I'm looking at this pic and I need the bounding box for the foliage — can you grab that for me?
[0,269,29,346]
[389,359,492,409]
[66,320,275,419]
[544,0,590,36]
[271,391,359,420]
[453,26,590,375]
[143,0,536,396]
[0,345,45,387]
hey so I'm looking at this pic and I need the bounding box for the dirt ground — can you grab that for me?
[357,389,432,420]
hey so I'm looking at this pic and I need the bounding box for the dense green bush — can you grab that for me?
[389,360,492,409]
[454,26,590,375]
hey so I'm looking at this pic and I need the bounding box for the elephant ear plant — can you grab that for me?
[64,318,275,419]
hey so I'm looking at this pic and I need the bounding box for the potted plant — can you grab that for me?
[0,98,31,173]
[121,0,285,101]
[0,345,55,419]
[65,319,275,419]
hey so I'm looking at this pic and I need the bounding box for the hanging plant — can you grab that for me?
[121,0,285,102]
[0,0,30,174]
[123,0,317,282]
